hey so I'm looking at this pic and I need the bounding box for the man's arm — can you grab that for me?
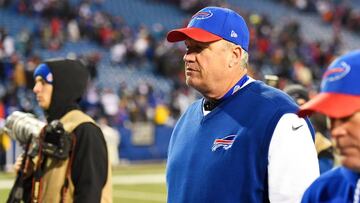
[71,123,108,203]
[268,113,319,203]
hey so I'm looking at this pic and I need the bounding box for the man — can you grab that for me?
[13,59,112,203]
[299,50,360,202]
[166,6,319,203]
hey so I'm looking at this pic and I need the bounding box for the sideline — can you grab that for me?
[113,174,165,185]
[0,173,166,189]
[113,189,166,202]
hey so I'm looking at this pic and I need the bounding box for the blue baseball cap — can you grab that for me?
[298,50,360,118]
[167,7,250,52]
[34,63,54,84]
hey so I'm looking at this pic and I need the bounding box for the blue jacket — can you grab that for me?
[166,81,299,203]
[302,166,360,203]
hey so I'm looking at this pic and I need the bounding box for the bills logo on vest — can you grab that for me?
[212,135,237,151]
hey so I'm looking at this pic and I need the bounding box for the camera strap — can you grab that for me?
[60,134,76,203]
[31,128,47,203]
[6,137,32,203]
[35,110,96,202]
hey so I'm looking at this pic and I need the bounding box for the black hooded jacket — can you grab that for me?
[41,59,108,202]
[45,59,88,122]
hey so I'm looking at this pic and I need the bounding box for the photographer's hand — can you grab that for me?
[14,153,34,177]
[13,154,24,173]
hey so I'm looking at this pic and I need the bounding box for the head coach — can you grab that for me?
[165,6,319,203]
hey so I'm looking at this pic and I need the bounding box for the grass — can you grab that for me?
[0,172,14,179]
[114,184,167,202]
[113,162,166,175]
[0,162,167,202]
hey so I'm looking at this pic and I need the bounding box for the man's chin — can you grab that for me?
[186,79,201,89]
[341,156,360,172]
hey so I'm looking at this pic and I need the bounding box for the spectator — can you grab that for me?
[300,50,360,203]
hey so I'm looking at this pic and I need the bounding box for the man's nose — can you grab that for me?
[183,52,195,63]
[33,83,40,93]
[330,119,346,139]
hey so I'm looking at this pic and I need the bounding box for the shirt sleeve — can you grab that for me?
[268,113,319,203]
[71,123,108,203]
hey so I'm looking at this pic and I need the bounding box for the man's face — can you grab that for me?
[33,76,53,110]
[183,39,234,98]
[330,111,360,171]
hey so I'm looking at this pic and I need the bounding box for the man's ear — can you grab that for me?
[229,45,242,68]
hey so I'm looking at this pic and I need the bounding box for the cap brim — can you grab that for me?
[167,27,222,43]
[298,92,360,118]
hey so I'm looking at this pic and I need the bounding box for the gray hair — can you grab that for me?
[224,40,249,69]
[240,48,249,69]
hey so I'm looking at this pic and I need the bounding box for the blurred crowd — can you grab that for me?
[275,0,360,35]
[0,0,203,128]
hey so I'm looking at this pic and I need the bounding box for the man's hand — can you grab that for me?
[14,153,34,177]
[14,154,25,173]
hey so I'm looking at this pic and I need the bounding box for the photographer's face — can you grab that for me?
[33,76,53,110]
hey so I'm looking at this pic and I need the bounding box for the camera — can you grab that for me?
[2,111,72,160]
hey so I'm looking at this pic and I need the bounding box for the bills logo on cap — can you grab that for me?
[192,11,213,20]
[212,135,237,152]
[322,61,351,82]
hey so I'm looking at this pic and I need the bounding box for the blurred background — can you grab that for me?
[0,0,359,202]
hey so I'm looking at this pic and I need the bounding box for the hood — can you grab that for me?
[44,59,89,122]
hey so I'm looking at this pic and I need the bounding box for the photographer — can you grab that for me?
[10,59,111,203]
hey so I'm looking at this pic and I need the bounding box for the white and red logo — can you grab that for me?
[192,11,213,20]
[323,61,351,82]
[212,135,237,152]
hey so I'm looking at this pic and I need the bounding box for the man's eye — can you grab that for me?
[38,80,46,85]
[187,46,204,53]
[196,46,204,50]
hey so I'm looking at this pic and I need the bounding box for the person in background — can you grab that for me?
[10,59,112,203]
[165,6,319,203]
[284,84,334,174]
[98,116,120,166]
[299,50,360,202]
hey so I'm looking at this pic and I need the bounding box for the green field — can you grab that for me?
[0,162,167,202]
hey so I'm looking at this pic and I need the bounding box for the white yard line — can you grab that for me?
[0,173,166,189]
[0,179,13,189]
[112,174,165,185]
[113,189,166,202]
